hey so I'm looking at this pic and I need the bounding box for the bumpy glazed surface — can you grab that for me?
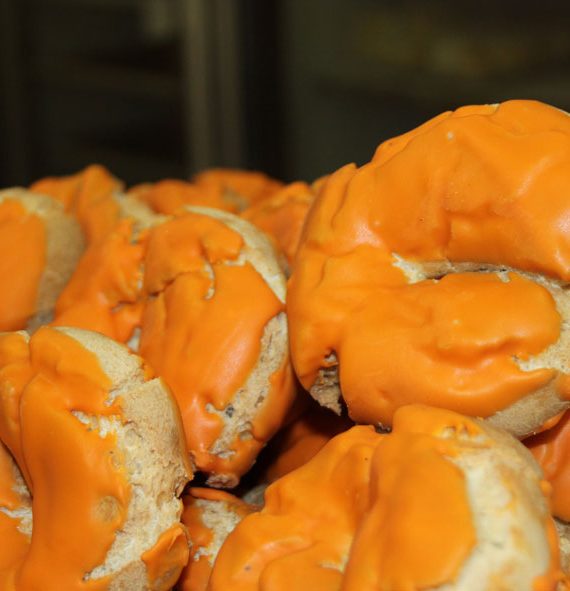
[177,488,257,591]
[130,169,283,217]
[0,442,31,585]
[31,164,123,244]
[45,203,296,486]
[241,181,315,268]
[209,405,560,591]
[527,410,570,522]
[128,180,236,216]
[138,207,296,486]
[0,327,191,590]
[51,218,150,344]
[193,169,283,211]
[0,189,84,332]
[288,100,570,437]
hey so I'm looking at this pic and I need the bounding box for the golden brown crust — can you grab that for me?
[209,407,559,590]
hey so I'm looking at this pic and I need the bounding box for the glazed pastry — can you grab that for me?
[209,405,561,591]
[0,189,84,331]
[0,327,191,590]
[130,169,283,217]
[49,204,295,485]
[288,100,570,437]
[138,207,296,486]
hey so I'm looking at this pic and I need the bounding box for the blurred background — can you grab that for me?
[2,0,570,187]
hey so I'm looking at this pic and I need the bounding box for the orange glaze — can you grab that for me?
[288,100,570,425]
[0,327,130,590]
[0,200,46,331]
[241,182,314,267]
[142,524,189,591]
[0,443,29,580]
[52,219,146,343]
[178,488,256,591]
[536,516,565,591]
[31,164,122,244]
[194,169,283,208]
[139,212,293,483]
[209,406,481,591]
[128,180,233,216]
[310,174,330,196]
[527,410,570,521]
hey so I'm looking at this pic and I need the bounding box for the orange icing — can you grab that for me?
[0,199,46,331]
[534,516,565,591]
[0,443,29,578]
[52,219,146,343]
[194,169,283,207]
[527,411,570,521]
[178,488,256,591]
[209,407,481,591]
[341,417,476,589]
[128,180,232,216]
[241,181,314,266]
[0,327,129,589]
[141,524,189,591]
[288,100,570,425]
[31,164,122,244]
[310,174,330,196]
[139,212,294,483]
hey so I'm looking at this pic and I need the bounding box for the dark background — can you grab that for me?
[2,0,570,187]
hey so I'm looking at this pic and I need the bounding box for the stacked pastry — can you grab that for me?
[1,100,570,590]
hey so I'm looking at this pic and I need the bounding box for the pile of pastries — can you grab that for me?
[2,99,570,590]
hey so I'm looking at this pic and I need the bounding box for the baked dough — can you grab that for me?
[0,326,191,590]
[209,405,560,590]
[288,100,570,438]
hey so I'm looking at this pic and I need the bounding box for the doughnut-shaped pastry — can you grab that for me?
[288,100,570,437]
[194,169,283,211]
[0,326,191,590]
[241,181,314,269]
[138,207,296,486]
[0,189,84,332]
[209,405,561,591]
[177,488,257,591]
